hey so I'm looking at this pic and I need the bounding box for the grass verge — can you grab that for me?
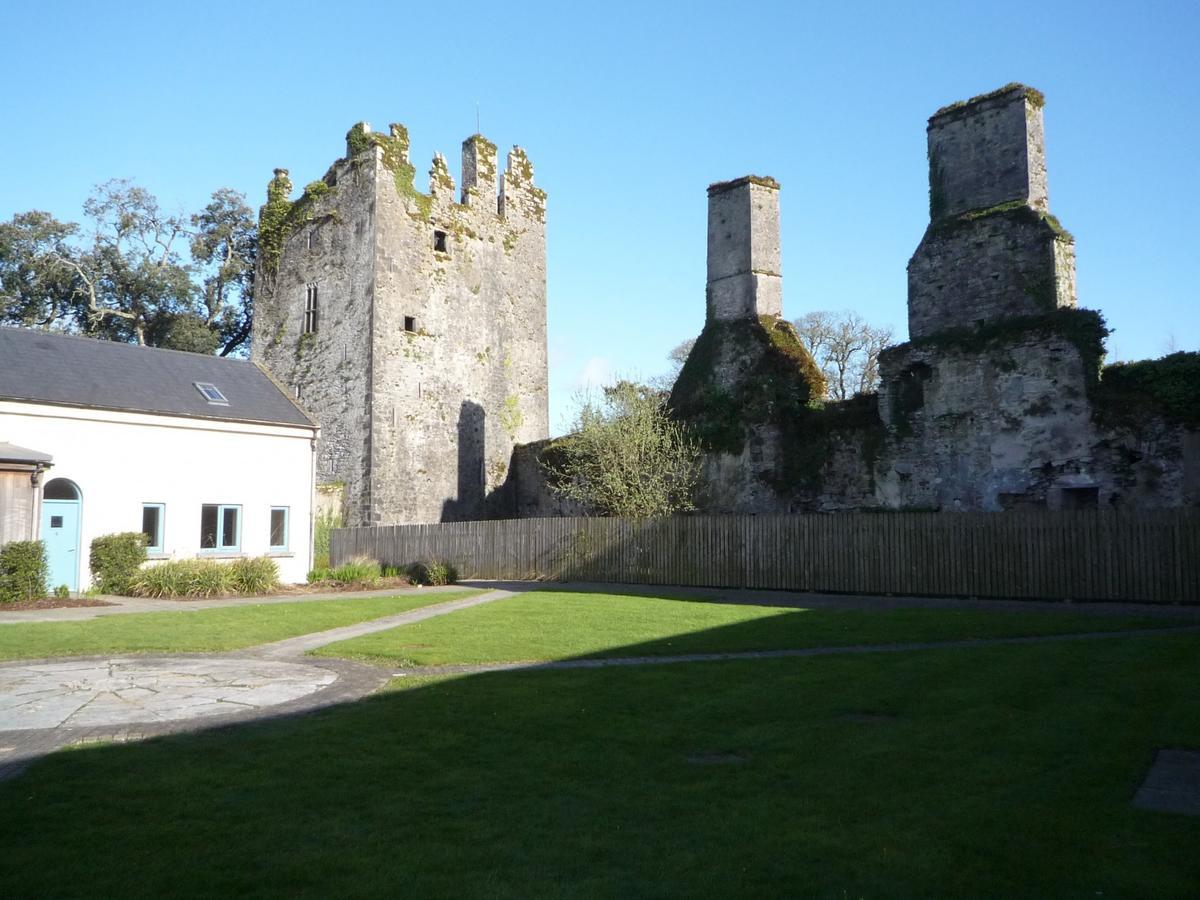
[0,590,480,660]
[313,589,1174,666]
[0,631,1197,896]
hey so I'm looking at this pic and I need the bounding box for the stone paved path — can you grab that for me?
[0,587,520,780]
[0,657,336,730]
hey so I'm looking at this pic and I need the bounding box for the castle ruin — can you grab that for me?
[666,83,1198,513]
[252,87,1196,525]
[251,123,549,526]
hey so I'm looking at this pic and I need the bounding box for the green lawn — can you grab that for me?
[0,590,479,659]
[313,588,1173,666]
[1,629,1197,897]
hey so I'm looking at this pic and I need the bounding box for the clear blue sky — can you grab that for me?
[3,1,1197,434]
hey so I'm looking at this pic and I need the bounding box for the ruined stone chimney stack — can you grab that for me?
[705,176,782,323]
[926,83,1048,220]
[907,84,1075,340]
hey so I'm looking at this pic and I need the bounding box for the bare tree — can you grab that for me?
[793,311,894,400]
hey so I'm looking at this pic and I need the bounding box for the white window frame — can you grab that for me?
[142,503,165,553]
[269,506,289,552]
[200,504,242,552]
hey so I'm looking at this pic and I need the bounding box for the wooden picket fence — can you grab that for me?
[331,510,1200,603]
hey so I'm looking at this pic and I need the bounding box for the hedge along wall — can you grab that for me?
[332,510,1200,604]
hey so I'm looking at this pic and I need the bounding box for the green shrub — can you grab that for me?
[407,560,458,586]
[329,556,381,587]
[313,509,343,571]
[229,557,280,595]
[307,567,332,584]
[53,584,70,599]
[0,540,48,603]
[89,532,148,595]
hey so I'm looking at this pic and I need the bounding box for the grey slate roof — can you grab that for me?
[0,327,315,428]
[0,442,53,465]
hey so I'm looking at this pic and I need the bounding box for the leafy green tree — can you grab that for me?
[0,182,256,355]
[191,188,257,356]
[543,380,702,517]
[0,211,79,329]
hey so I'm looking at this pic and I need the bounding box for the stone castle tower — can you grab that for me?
[251,122,549,525]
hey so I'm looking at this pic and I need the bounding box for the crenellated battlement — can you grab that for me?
[251,116,549,527]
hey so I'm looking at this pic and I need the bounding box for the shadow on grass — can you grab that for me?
[1,616,1199,898]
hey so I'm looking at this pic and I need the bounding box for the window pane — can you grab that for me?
[221,507,238,548]
[200,505,218,549]
[142,506,161,548]
[270,508,287,548]
[44,479,79,500]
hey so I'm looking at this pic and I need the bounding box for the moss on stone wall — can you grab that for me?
[885,307,1110,385]
[779,393,888,493]
[1095,352,1200,428]
[670,316,827,455]
[346,122,433,221]
[929,198,1072,240]
[258,171,336,280]
[500,394,524,439]
[931,82,1045,121]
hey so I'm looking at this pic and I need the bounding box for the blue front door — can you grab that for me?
[42,500,81,592]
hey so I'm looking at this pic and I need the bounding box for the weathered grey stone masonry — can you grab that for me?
[251,123,549,525]
[666,83,1198,514]
[909,84,1076,340]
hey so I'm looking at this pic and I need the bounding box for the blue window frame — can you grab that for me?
[142,503,165,552]
[200,504,241,551]
[269,507,289,551]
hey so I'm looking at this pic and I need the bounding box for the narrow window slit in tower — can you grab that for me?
[433,230,448,253]
[404,316,416,333]
[303,283,319,334]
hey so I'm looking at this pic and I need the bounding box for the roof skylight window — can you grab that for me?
[194,382,229,405]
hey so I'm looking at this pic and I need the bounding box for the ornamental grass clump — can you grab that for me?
[130,557,280,598]
[407,560,459,586]
[328,556,382,587]
[229,557,280,595]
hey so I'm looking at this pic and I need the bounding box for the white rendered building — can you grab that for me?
[0,328,318,589]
